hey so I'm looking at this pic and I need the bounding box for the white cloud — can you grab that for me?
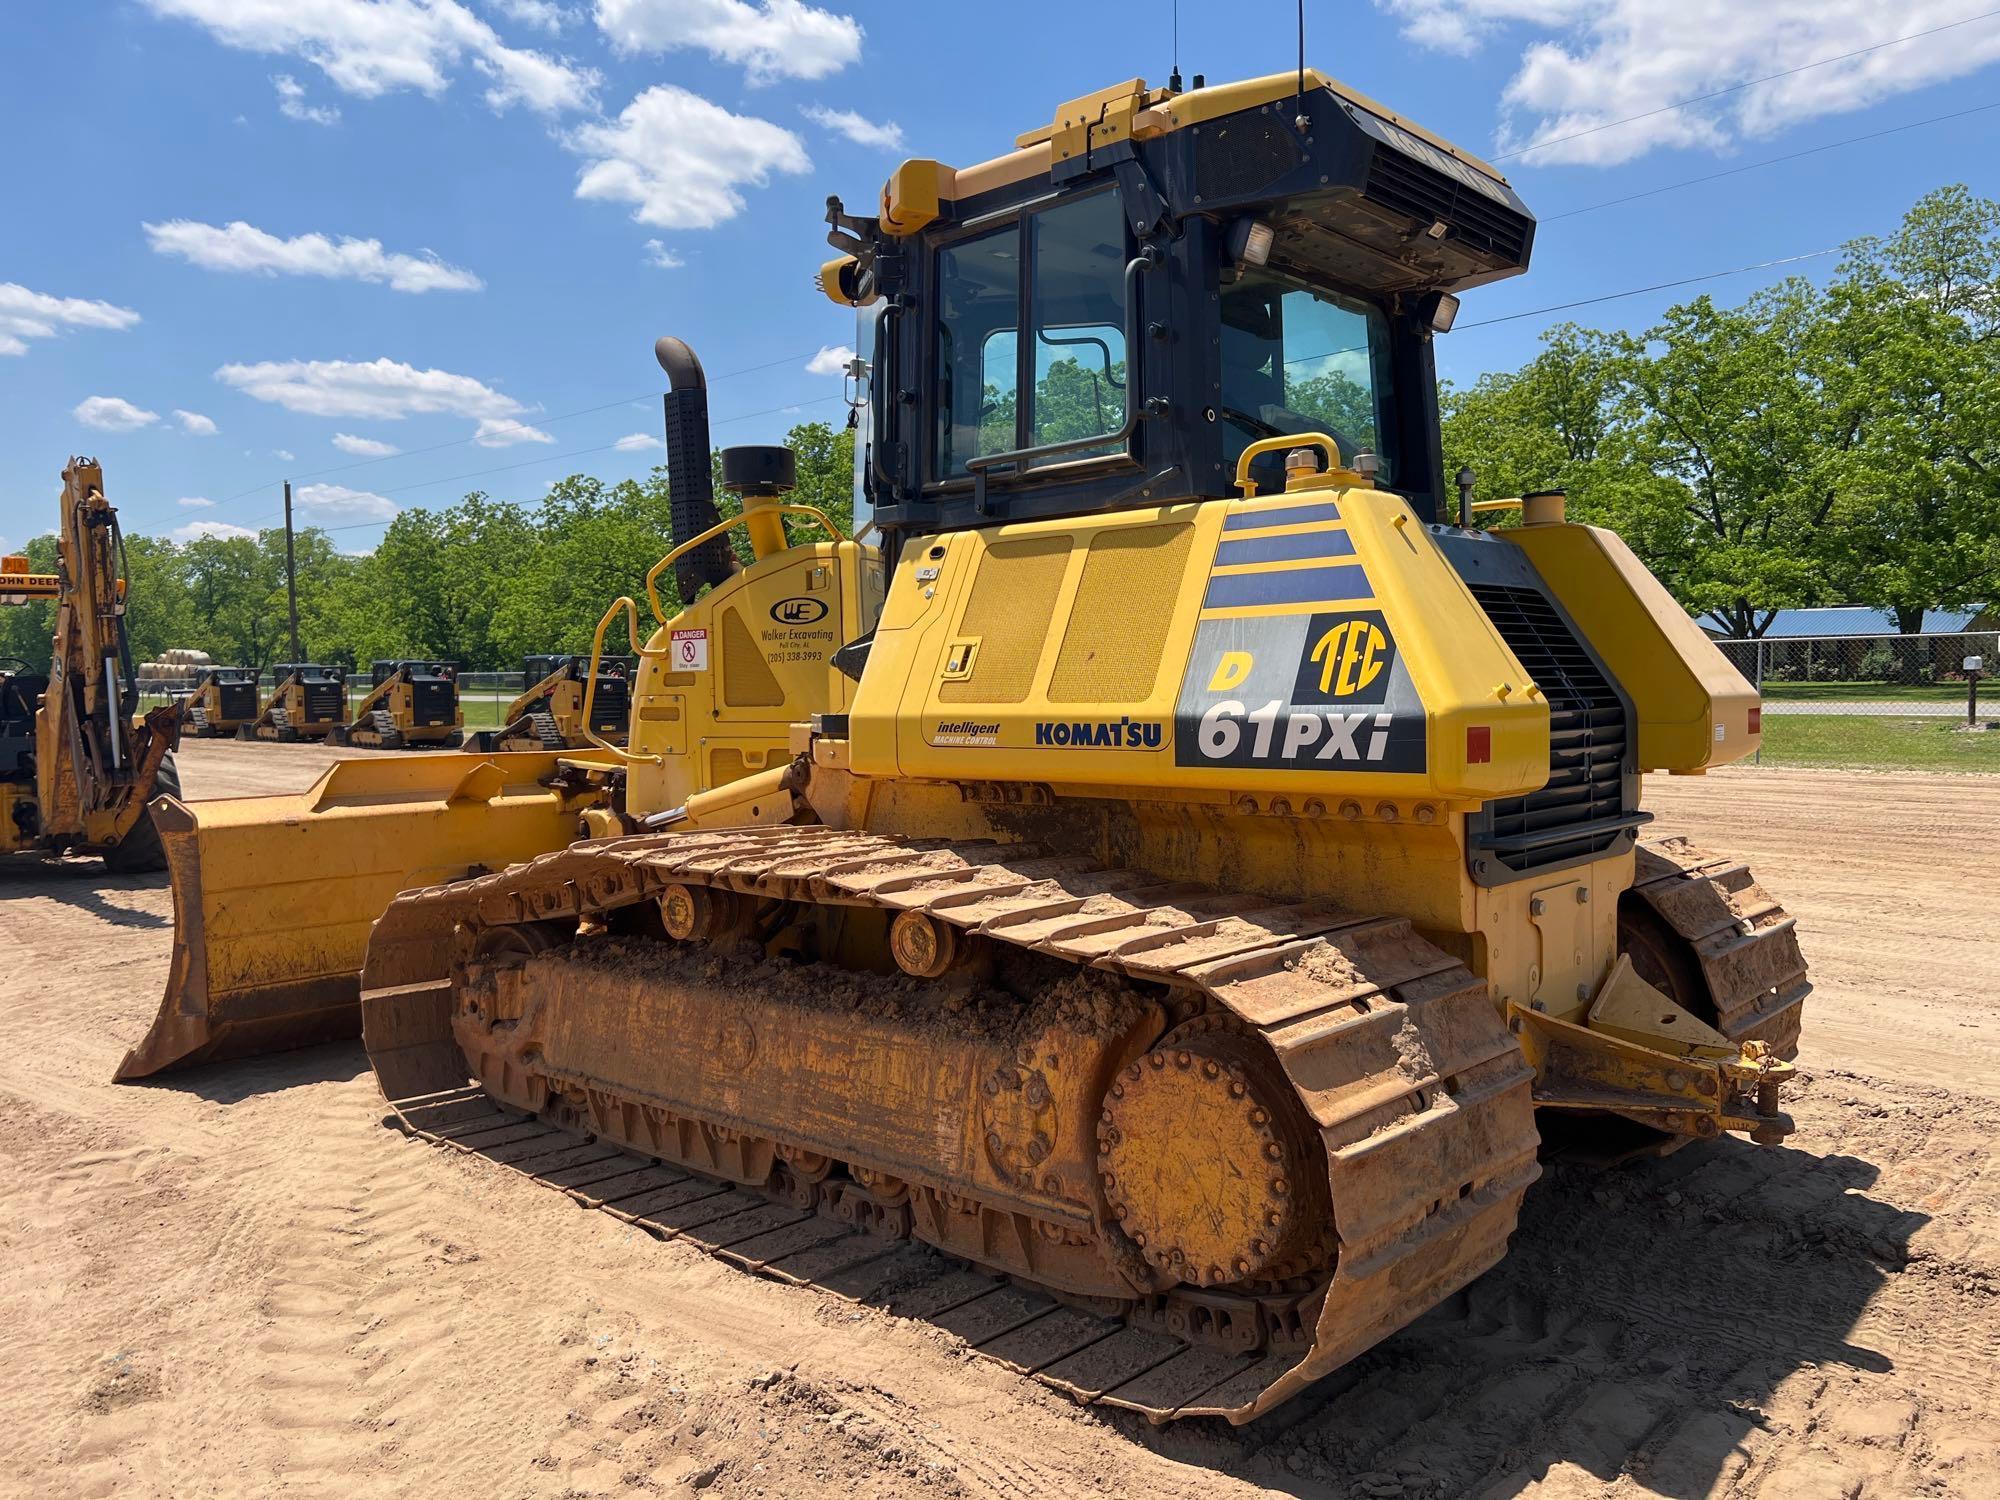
[594,0,860,83]
[274,72,340,125]
[146,219,483,293]
[333,431,400,456]
[0,282,142,356]
[613,430,662,451]
[568,85,810,230]
[643,238,684,269]
[173,408,219,435]
[273,449,296,461]
[296,482,398,521]
[139,0,598,115]
[804,344,854,376]
[177,496,217,508]
[216,356,525,420]
[802,104,902,151]
[75,396,160,432]
[172,519,259,542]
[484,0,573,33]
[473,417,555,446]
[1380,1,2000,164]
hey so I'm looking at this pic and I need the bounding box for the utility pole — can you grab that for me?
[282,479,301,662]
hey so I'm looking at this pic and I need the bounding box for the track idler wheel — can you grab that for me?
[659,882,738,941]
[1097,1032,1326,1289]
[889,909,959,978]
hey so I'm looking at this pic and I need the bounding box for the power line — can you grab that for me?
[1542,100,2000,221]
[208,347,828,511]
[1280,244,1850,372]
[294,394,846,534]
[1456,247,1843,329]
[1494,7,2000,163]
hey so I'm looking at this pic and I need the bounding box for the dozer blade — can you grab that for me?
[116,750,608,1081]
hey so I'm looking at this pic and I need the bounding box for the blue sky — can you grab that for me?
[4,1,1999,554]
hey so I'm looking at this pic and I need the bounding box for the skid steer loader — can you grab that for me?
[182,666,260,737]
[124,68,1809,1423]
[2,460,182,872]
[469,654,632,752]
[241,663,348,742]
[328,660,465,749]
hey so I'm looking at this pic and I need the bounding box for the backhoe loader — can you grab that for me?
[328,660,464,749]
[124,69,1809,1422]
[1,460,180,872]
[470,654,632,752]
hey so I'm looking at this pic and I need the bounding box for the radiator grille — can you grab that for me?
[1362,150,1530,263]
[302,682,345,722]
[1470,583,1628,872]
[590,676,631,733]
[413,680,457,726]
[218,681,258,718]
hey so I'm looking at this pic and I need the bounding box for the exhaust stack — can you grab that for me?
[655,336,736,607]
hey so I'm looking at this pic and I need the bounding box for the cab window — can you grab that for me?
[1219,272,1398,484]
[931,186,1128,481]
[1028,190,1127,460]
[934,226,1018,479]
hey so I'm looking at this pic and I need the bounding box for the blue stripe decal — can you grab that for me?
[1201,563,1372,609]
[1214,530,1357,567]
[1222,501,1344,532]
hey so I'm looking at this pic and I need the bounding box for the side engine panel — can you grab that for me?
[849,488,1553,804]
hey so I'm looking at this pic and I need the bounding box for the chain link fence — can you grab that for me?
[1714,630,1998,769]
[131,634,2000,770]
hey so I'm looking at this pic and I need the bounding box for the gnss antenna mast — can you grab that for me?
[1169,0,1182,93]
[1296,0,1310,129]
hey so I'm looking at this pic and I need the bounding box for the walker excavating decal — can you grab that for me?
[1175,610,1427,773]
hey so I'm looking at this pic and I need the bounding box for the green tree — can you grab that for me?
[0,534,58,672]
[1821,187,2000,639]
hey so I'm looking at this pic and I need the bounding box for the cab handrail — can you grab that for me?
[581,597,671,763]
[642,504,846,625]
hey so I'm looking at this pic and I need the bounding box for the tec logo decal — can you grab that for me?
[1298,613,1396,704]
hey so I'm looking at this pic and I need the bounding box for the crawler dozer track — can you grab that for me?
[1623,836,1810,1058]
[362,827,1543,1424]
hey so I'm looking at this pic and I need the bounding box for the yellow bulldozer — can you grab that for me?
[470,654,633,752]
[121,69,1808,1422]
[327,659,465,750]
[1,460,182,871]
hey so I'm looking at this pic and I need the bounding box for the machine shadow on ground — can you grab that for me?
[1131,1134,1919,1496]
[0,860,170,928]
[122,1039,373,1105]
[410,1099,1919,1497]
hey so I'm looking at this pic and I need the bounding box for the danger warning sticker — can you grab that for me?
[670,628,709,671]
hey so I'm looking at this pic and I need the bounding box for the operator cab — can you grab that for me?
[370,659,456,688]
[273,662,345,685]
[826,70,1533,546]
[524,653,632,688]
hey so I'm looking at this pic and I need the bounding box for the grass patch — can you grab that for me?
[1758,679,1970,701]
[1756,713,2000,771]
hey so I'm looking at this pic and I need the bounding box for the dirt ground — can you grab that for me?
[2,743,1996,1499]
